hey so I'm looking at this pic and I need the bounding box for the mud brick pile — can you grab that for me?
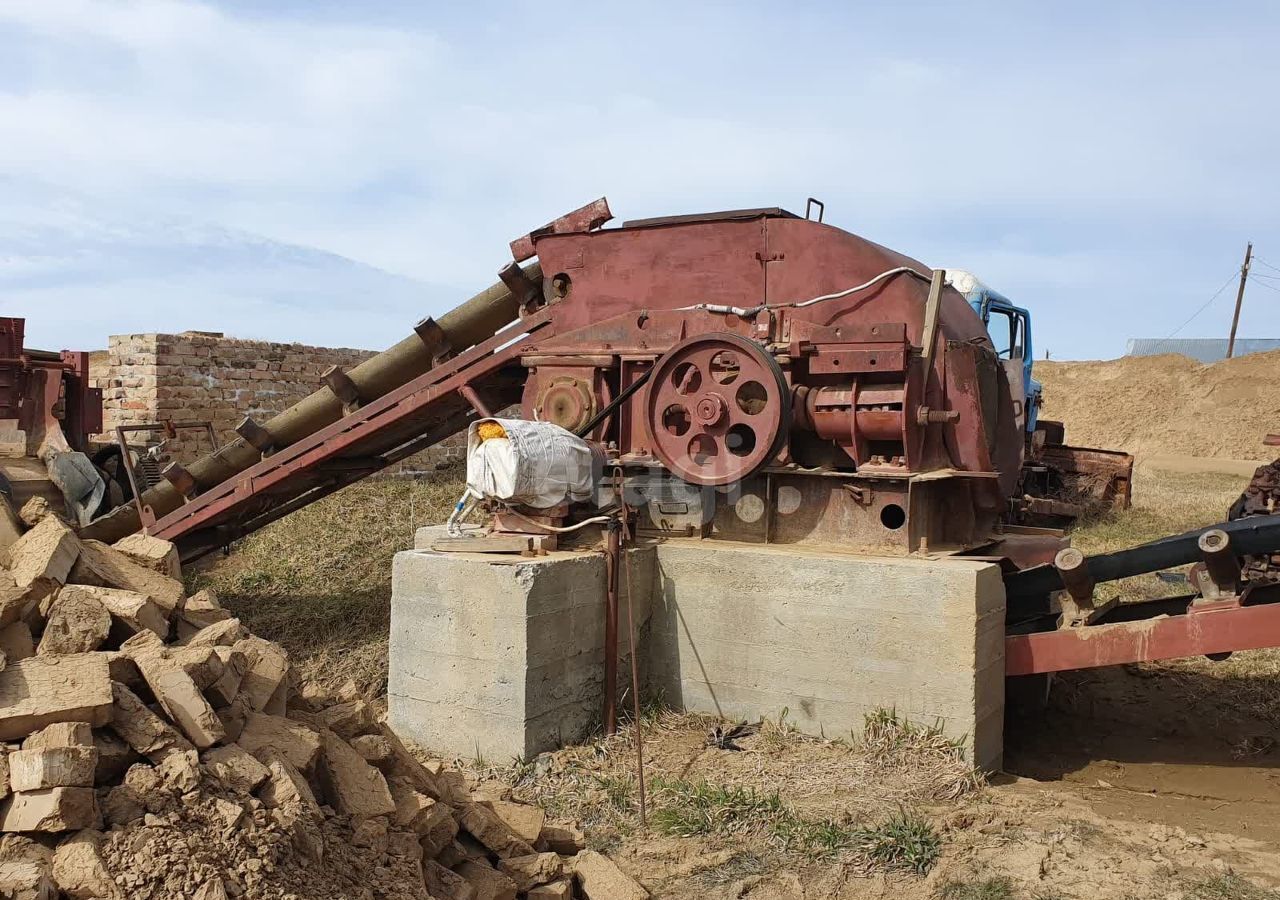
[0,504,648,900]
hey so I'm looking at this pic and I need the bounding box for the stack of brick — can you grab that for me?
[89,331,479,473]
[0,502,648,900]
[92,332,377,463]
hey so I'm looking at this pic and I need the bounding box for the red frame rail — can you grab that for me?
[149,310,557,557]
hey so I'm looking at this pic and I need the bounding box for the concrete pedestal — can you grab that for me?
[387,526,653,762]
[389,531,1005,770]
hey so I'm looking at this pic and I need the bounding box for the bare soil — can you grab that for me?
[1037,349,1280,461]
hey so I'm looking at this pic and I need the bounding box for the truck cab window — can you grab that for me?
[987,307,1025,360]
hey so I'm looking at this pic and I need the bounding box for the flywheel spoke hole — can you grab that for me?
[662,404,692,436]
[688,434,719,466]
[726,424,756,457]
[672,362,702,395]
[709,350,740,385]
[736,380,768,415]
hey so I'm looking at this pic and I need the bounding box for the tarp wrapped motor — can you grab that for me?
[464,418,599,508]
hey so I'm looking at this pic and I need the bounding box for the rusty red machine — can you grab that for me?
[21,199,1277,679]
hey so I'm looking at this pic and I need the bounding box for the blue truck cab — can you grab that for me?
[947,271,1041,435]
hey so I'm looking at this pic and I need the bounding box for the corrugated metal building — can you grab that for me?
[1125,338,1280,364]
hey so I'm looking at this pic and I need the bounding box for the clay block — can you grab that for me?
[457,860,518,900]
[0,859,57,900]
[256,748,320,816]
[153,668,224,748]
[0,787,101,832]
[61,585,167,641]
[202,744,269,794]
[316,699,375,739]
[376,721,448,801]
[458,803,536,859]
[574,850,648,899]
[481,799,544,844]
[238,713,321,773]
[181,619,245,648]
[171,645,224,690]
[349,734,393,767]
[206,645,248,707]
[175,590,232,643]
[234,636,289,711]
[121,632,225,748]
[527,880,572,899]
[9,746,98,790]
[423,860,475,900]
[69,540,183,616]
[498,853,564,892]
[22,722,92,750]
[7,516,79,591]
[107,682,193,763]
[317,729,395,818]
[51,829,122,900]
[17,498,54,529]
[111,533,181,581]
[0,654,113,741]
[391,780,446,835]
[36,589,110,656]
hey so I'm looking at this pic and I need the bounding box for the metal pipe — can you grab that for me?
[83,263,542,542]
[1006,514,1280,606]
[603,520,620,736]
[1198,529,1242,597]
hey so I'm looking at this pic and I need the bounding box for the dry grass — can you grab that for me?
[188,466,466,694]
[467,707,971,876]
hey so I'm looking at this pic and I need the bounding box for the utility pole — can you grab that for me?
[1227,241,1253,359]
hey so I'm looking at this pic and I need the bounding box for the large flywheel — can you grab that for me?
[643,333,789,486]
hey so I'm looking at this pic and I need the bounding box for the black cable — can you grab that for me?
[576,367,654,437]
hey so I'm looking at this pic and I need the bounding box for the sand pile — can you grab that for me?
[1036,349,1280,460]
[0,503,647,899]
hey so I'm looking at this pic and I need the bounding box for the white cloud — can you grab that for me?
[1,1,1278,357]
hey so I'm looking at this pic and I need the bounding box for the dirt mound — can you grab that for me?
[1037,349,1280,460]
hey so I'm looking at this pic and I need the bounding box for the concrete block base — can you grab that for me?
[390,531,1005,770]
[388,526,651,762]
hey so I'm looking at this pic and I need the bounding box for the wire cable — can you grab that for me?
[1145,271,1240,353]
[1248,274,1280,293]
[672,265,933,318]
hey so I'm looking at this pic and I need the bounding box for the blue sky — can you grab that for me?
[1,0,1277,358]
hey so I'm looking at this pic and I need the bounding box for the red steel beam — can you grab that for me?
[149,309,555,545]
[1005,602,1280,675]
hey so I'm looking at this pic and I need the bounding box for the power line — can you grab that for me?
[1248,274,1280,293]
[1145,270,1240,353]
[1252,256,1280,274]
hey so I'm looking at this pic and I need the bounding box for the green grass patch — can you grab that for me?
[1182,874,1280,900]
[650,775,940,873]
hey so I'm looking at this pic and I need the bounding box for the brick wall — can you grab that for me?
[89,332,473,471]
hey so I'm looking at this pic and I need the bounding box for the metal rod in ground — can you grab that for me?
[603,520,621,735]
[621,528,648,827]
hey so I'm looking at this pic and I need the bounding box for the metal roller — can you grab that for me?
[82,263,542,542]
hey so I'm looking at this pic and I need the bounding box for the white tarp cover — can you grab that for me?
[465,418,597,509]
